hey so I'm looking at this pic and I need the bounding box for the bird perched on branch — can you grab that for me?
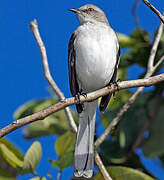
[68,4,120,178]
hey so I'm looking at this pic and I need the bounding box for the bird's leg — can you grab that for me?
[79,89,87,98]
[75,93,81,104]
[113,78,121,91]
[75,89,87,103]
[74,90,87,111]
[111,78,121,97]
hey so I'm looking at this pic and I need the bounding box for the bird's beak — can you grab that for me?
[68,8,81,14]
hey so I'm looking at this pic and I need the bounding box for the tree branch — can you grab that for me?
[95,22,163,149]
[95,152,112,180]
[30,19,77,133]
[148,22,164,71]
[0,74,164,138]
[132,0,140,28]
[154,54,164,71]
[142,0,164,24]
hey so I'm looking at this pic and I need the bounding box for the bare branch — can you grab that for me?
[95,22,164,148]
[153,54,164,71]
[132,0,140,28]
[148,22,164,71]
[30,19,77,133]
[142,0,164,24]
[0,74,164,138]
[95,152,112,180]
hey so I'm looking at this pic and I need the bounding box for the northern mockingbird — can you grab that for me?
[68,4,120,178]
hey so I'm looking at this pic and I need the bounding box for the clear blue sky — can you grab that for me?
[0,0,164,179]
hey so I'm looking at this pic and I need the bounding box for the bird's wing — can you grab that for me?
[99,46,120,112]
[68,33,83,113]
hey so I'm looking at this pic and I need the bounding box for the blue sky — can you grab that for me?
[0,0,164,179]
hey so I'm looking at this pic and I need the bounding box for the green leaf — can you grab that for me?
[55,131,76,156]
[117,33,135,48]
[107,89,132,111]
[160,29,164,43]
[120,28,163,71]
[120,29,151,68]
[117,68,127,81]
[0,168,16,180]
[14,99,50,119]
[49,151,74,170]
[0,142,23,168]
[24,113,71,139]
[51,131,76,170]
[119,130,126,148]
[142,104,164,158]
[30,177,46,180]
[71,177,94,180]
[0,138,23,161]
[95,166,154,180]
[22,141,42,174]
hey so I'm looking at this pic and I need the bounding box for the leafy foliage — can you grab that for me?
[49,131,76,170]
[95,166,155,180]
[142,103,164,158]
[14,98,77,139]
[0,139,42,178]
[22,141,42,174]
[30,177,46,180]
[0,138,23,169]
[49,151,74,170]
[55,131,76,156]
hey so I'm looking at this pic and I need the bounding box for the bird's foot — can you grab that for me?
[113,78,121,91]
[75,90,87,104]
[117,78,121,83]
[75,93,81,104]
[79,89,87,98]
[111,78,121,97]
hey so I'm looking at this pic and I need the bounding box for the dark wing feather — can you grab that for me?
[99,46,120,112]
[68,33,83,113]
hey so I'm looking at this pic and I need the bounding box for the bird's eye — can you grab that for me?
[88,8,94,12]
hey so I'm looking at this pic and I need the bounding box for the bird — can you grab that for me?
[68,4,120,178]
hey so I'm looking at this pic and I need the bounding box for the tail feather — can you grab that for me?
[99,93,112,112]
[74,100,97,178]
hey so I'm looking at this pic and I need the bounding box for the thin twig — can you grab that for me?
[30,19,77,133]
[153,54,164,71]
[95,152,112,180]
[148,22,164,71]
[132,0,140,28]
[142,0,164,24]
[0,74,164,138]
[95,22,164,149]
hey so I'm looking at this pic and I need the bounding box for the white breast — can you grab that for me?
[74,22,119,92]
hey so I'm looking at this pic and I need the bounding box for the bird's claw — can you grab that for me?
[79,89,87,98]
[75,93,81,104]
[111,78,121,97]
[113,78,121,92]
[117,78,121,83]
[75,90,87,104]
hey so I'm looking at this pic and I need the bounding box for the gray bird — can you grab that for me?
[68,4,120,178]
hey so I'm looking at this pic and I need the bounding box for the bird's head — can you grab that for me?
[68,4,109,25]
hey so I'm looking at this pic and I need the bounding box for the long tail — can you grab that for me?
[74,100,97,178]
